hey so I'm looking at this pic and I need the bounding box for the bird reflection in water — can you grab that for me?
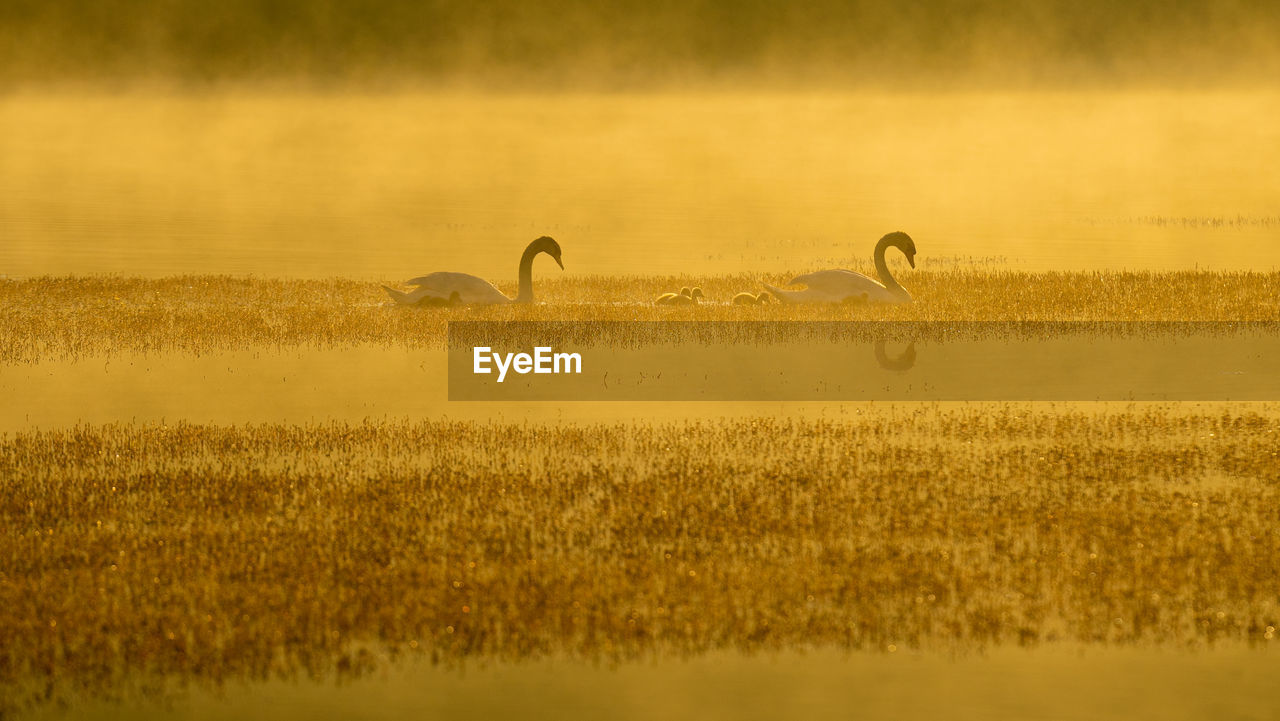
[875,338,916,371]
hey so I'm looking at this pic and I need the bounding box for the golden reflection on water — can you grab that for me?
[4,338,1280,432]
[3,91,1280,278]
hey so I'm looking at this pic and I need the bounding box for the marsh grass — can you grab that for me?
[2,271,1278,362]
[4,271,1280,715]
[2,408,1279,714]
[1113,216,1280,230]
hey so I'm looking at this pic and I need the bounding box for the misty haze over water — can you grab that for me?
[3,2,1279,277]
[3,0,1279,89]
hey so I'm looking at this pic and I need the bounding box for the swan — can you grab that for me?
[667,287,704,306]
[764,231,916,304]
[733,291,770,305]
[655,287,704,305]
[655,287,693,305]
[383,236,563,305]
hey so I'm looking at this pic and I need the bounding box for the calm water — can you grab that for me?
[5,335,1278,432]
[25,647,1280,721]
[3,91,1279,279]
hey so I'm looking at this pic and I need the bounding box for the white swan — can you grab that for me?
[764,231,916,304]
[383,236,563,305]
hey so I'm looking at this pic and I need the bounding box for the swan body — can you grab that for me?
[733,291,770,305]
[655,287,704,305]
[385,236,563,305]
[668,287,704,306]
[764,232,916,304]
[655,287,692,305]
[385,273,509,305]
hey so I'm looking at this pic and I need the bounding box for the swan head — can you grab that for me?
[690,287,704,300]
[882,231,917,268]
[530,235,564,270]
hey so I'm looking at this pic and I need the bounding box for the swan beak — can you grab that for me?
[554,255,564,270]
[907,253,916,269]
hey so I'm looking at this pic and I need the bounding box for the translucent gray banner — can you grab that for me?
[447,321,1280,401]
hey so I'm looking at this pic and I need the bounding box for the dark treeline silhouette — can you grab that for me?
[2,0,1278,87]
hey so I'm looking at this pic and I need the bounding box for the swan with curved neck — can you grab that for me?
[764,231,917,304]
[383,236,564,305]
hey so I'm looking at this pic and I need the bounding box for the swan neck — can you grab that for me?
[515,245,538,303]
[873,237,907,297]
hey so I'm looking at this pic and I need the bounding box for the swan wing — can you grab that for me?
[762,283,832,304]
[788,269,886,295]
[404,272,511,305]
[770,270,902,303]
[384,285,434,305]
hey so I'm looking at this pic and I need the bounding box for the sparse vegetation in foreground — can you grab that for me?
[2,408,1279,714]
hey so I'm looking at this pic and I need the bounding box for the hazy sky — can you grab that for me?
[2,0,1278,88]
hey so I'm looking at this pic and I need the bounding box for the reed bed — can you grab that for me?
[2,271,1278,362]
[1118,215,1280,229]
[2,408,1278,714]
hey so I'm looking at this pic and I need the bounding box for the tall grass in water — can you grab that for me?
[1,271,1278,362]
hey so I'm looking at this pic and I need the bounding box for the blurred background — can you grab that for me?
[3,0,1279,88]
[2,1,1278,278]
